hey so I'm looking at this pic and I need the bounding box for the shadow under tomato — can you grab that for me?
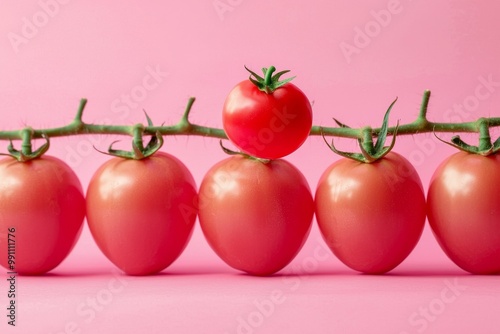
[387,268,496,277]
[5,265,486,278]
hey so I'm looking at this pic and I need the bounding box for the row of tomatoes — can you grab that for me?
[0,148,498,276]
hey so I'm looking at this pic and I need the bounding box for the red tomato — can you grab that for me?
[198,156,314,276]
[315,152,426,274]
[86,152,197,275]
[222,79,313,159]
[0,156,85,275]
[427,152,500,274]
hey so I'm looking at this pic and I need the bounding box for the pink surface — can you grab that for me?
[1,0,500,333]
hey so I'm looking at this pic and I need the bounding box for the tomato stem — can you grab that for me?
[478,119,492,151]
[3,128,51,162]
[263,66,276,94]
[360,127,374,156]
[21,128,33,156]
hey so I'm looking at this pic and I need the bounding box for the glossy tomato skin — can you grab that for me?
[198,156,314,276]
[86,152,197,275]
[315,152,426,274]
[222,80,313,159]
[0,156,85,275]
[427,152,500,274]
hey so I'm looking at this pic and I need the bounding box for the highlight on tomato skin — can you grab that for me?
[85,151,198,276]
[0,156,86,275]
[198,155,314,276]
[427,151,500,274]
[314,152,426,274]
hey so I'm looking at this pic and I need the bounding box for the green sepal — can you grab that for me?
[322,124,399,163]
[492,136,500,152]
[451,135,483,153]
[245,65,296,94]
[1,133,50,162]
[219,140,271,164]
[322,136,367,162]
[245,66,264,83]
[144,109,154,127]
[323,98,399,163]
[433,133,500,156]
[94,131,163,160]
[433,118,500,156]
[374,98,397,153]
[94,113,164,160]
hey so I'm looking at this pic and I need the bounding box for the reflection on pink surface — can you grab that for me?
[1,263,494,334]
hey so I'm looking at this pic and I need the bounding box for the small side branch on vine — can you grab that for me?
[176,97,196,132]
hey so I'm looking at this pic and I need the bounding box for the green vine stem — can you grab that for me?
[0,90,499,144]
[311,90,500,139]
[0,97,227,142]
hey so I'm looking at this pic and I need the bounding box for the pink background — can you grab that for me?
[1,1,500,333]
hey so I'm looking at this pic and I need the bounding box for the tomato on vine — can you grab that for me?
[315,152,426,274]
[0,147,86,275]
[315,101,426,274]
[198,147,314,276]
[86,152,197,275]
[222,66,313,159]
[427,128,500,274]
[86,127,198,275]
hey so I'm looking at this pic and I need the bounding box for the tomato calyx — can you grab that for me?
[94,112,164,160]
[219,140,271,164]
[0,128,50,162]
[323,98,399,163]
[245,65,296,94]
[434,118,500,156]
